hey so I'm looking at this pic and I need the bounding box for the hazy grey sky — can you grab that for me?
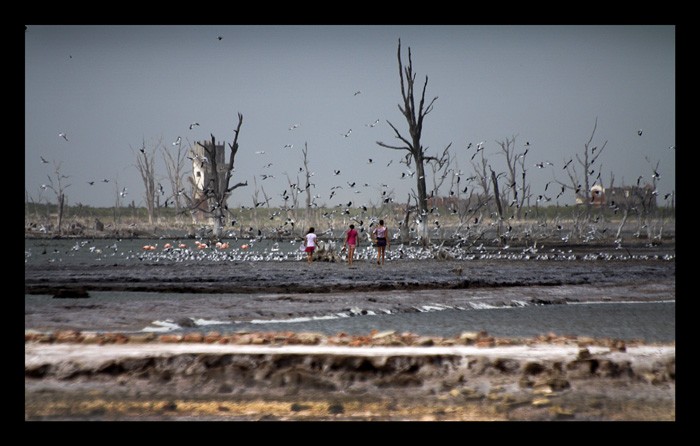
[25,25,675,210]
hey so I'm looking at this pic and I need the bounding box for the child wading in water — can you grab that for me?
[372,219,389,265]
[304,227,317,264]
[343,224,359,265]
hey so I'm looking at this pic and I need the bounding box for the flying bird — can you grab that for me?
[172,136,181,146]
[189,122,200,130]
[353,90,361,96]
[366,119,380,127]
[217,36,223,41]
[59,132,68,141]
[637,129,643,136]
[342,129,352,138]
[40,156,49,164]
[288,124,300,130]
[283,144,294,149]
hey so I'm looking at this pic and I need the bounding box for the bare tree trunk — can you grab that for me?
[193,114,247,240]
[490,169,503,220]
[377,39,445,216]
[56,193,64,235]
[135,137,160,227]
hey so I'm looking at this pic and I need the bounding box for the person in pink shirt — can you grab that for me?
[343,224,360,265]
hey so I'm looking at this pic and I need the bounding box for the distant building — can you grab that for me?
[606,184,657,211]
[575,184,606,207]
[575,184,657,211]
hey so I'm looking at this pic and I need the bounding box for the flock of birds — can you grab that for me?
[42,120,674,217]
[25,229,674,265]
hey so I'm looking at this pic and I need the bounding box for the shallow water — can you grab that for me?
[230,301,675,342]
[25,237,676,343]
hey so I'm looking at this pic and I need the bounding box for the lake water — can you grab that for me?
[25,237,676,343]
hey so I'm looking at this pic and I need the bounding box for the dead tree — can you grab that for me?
[194,113,247,239]
[301,142,314,227]
[426,144,453,201]
[561,118,608,220]
[43,161,71,235]
[161,135,190,218]
[470,146,494,217]
[134,137,160,226]
[497,136,530,219]
[377,39,447,216]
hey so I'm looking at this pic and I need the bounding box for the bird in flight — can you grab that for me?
[342,129,352,138]
[87,181,95,186]
[354,91,361,96]
[189,122,200,130]
[289,124,300,130]
[217,36,223,41]
[40,156,49,164]
[172,136,181,146]
[59,132,69,141]
[366,119,380,128]
[283,144,294,149]
[637,129,643,136]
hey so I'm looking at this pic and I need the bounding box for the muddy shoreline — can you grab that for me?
[25,241,676,421]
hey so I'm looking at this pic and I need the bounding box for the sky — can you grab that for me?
[24,25,676,211]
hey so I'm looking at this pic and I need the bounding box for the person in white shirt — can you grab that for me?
[304,227,318,264]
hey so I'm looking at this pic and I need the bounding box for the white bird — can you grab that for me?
[288,124,300,130]
[255,150,266,154]
[342,129,352,138]
[172,136,182,146]
[189,122,199,130]
[59,132,68,141]
[120,187,128,197]
[366,119,380,127]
